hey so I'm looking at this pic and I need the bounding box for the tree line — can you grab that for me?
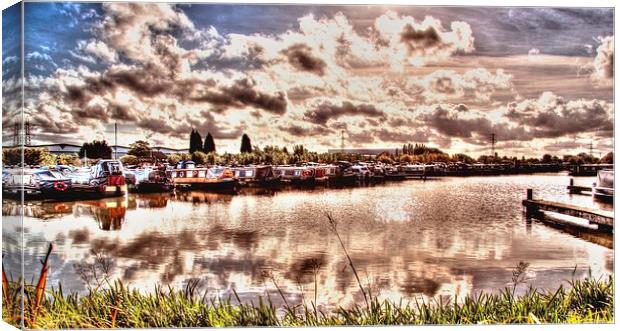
[189,130,252,154]
[1,129,614,167]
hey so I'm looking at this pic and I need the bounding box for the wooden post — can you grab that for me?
[526,188,533,201]
[569,178,574,187]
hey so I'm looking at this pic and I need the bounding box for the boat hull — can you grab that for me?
[172,178,238,192]
[135,182,175,193]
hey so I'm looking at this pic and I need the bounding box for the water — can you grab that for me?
[2,173,613,309]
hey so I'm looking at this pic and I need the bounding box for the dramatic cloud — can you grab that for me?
[505,92,613,138]
[591,35,613,86]
[187,78,287,115]
[4,3,614,156]
[418,104,532,145]
[77,39,118,63]
[371,12,474,68]
[303,101,385,126]
[406,68,513,103]
[278,124,333,137]
[222,11,474,74]
[281,44,326,76]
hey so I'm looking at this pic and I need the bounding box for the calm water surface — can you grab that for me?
[2,173,614,309]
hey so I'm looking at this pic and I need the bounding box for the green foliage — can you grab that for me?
[452,153,475,164]
[240,134,252,153]
[600,152,613,164]
[57,154,81,166]
[203,133,216,153]
[78,140,112,159]
[2,148,22,165]
[2,147,57,166]
[189,130,203,154]
[3,276,613,329]
[120,155,138,166]
[127,140,152,158]
[167,153,191,166]
[191,151,209,165]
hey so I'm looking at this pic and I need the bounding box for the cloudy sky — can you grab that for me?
[2,2,614,156]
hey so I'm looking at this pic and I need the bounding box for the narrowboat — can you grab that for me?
[592,169,614,201]
[2,167,73,199]
[132,166,174,192]
[274,166,319,185]
[66,160,128,197]
[399,164,432,178]
[304,163,329,184]
[232,165,281,187]
[369,164,386,181]
[383,165,406,180]
[324,162,357,185]
[350,164,371,181]
[167,162,237,192]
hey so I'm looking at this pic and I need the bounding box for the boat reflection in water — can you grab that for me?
[6,174,614,311]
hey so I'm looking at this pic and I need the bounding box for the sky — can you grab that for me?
[1,3,615,156]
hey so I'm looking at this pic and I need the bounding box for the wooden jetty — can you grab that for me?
[567,178,592,195]
[522,189,613,232]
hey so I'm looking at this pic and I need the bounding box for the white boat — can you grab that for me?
[592,169,613,201]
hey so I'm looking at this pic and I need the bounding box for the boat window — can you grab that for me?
[13,174,32,185]
[245,170,253,177]
[35,171,61,180]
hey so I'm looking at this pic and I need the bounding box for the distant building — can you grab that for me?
[3,144,189,157]
[31,143,82,155]
[327,148,396,156]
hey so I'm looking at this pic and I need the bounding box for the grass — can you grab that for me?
[1,215,614,328]
[2,275,614,328]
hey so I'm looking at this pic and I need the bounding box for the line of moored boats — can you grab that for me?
[2,159,565,201]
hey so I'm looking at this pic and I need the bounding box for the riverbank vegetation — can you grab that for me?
[2,134,613,167]
[2,273,614,328]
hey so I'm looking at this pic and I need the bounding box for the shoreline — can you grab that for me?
[2,275,614,328]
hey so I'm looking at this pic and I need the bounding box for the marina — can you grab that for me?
[0,2,614,327]
[3,161,571,201]
[2,173,613,310]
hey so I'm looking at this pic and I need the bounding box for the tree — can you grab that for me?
[293,145,306,156]
[240,133,252,153]
[541,154,553,163]
[57,154,81,166]
[203,132,216,153]
[167,153,191,166]
[192,151,209,165]
[127,140,152,158]
[452,153,474,164]
[78,140,112,159]
[189,130,203,154]
[600,152,613,164]
[3,147,56,166]
[120,155,138,165]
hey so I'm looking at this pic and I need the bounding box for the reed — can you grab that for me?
[2,232,613,328]
[2,275,613,328]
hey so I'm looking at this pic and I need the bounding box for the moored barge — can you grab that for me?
[167,161,237,192]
